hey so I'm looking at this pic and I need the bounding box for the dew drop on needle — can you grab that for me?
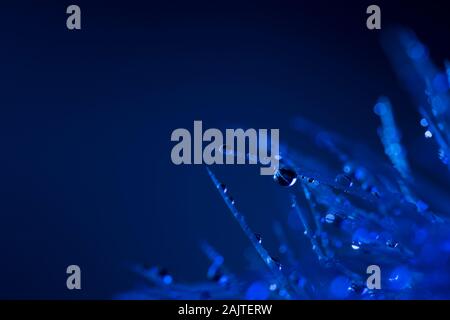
[273,167,298,187]
[335,174,354,189]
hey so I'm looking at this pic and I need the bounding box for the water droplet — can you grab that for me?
[271,257,282,270]
[273,167,297,187]
[351,241,361,250]
[254,233,262,244]
[343,164,353,174]
[370,186,380,198]
[211,272,228,286]
[348,283,365,295]
[389,266,412,290]
[219,183,228,193]
[353,227,376,244]
[386,239,399,248]
[325,212,346,226]
[228,196,235,205]
[420,118,429,127]
[157,268,173,285]
[424,130,433,138]
[335,174,353,189]
[325,213,335,224]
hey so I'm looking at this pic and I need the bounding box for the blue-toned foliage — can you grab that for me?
[120,28,450,300]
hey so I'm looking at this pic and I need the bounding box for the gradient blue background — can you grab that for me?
[1,0,450,298]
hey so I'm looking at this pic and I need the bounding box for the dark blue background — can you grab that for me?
[1,1,450,298]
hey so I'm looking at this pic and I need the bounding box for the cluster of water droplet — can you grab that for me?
[119,28,450,300]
